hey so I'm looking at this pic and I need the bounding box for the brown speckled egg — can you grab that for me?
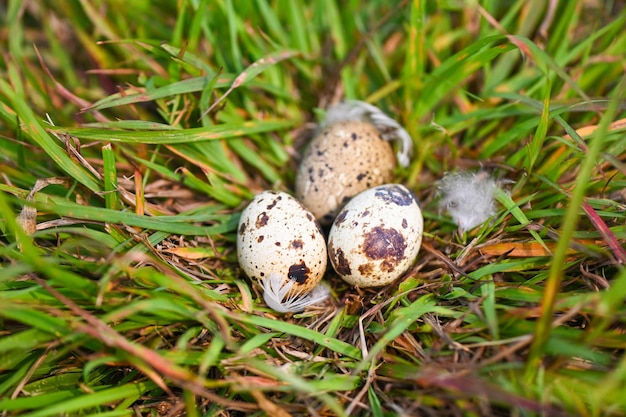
[236,190,327,295]
[327,184,423,287]
[295,120,396,226]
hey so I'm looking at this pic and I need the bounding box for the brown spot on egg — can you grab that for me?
[255,212,269,228]
[315,222,325,236]
[290,239,304,249]
[334,210,348,225]
[357,173,366,181]
[375,185,415,206]
[380,260,396,273]
[402,218,408,228]
[288,261,310,284]
[266,196,281,210]
[361,227,407,264]
[329,243,351,276]
[358,263,374,276]
[239,221,247,235]
[257,235,264,242]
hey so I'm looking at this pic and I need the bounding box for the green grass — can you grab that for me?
[1,0,625,416]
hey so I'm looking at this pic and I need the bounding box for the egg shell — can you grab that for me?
[327,184,423,287]
[295,120,396,226]
[237,190,327,295]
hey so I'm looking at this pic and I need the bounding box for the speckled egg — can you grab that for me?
[327,184,423,287]
[237,190,327,295]
[295,120,396,226]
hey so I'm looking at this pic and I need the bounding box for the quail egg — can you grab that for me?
[327,184,423,287]
[295,120,396,226]
[237,190,327,296]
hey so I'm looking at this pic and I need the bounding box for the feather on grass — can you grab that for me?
[438,171,501,233]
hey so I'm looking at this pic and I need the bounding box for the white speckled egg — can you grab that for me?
[327,184,423,287]
[237,190,327,295]
[295,120,396,226]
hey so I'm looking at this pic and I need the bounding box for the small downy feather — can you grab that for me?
[321,100,413,168]
[438,171,500,233]
[260,273,330,313]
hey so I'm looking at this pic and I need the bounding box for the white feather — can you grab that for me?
[437,171,500,233]
[321,100,413,168]
[260,273,330,313]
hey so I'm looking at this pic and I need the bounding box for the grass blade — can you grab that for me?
[526,78,625,378]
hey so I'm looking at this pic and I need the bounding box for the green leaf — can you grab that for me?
[357,294,437,372]
[231,313,362,360]
[0,78,100,192]
[0,381,156,415]
[49,119,294,144]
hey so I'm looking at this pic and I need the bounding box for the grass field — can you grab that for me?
[1,1,625,416]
